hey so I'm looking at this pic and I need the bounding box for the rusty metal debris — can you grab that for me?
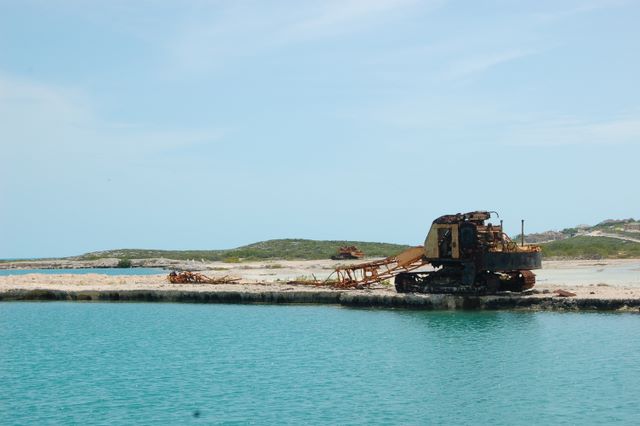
[331,245,365,260]
[167,211,542,296]
[168,271,240,284]
[334,246,428,288]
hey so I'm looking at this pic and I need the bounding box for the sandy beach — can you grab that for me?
[1,258,639,303]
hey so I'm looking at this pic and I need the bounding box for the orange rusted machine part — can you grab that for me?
[168,271,240,284]
[334,246,428,288]
[331,245,365,260]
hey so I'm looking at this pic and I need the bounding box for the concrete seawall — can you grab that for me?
[2,289,640,311]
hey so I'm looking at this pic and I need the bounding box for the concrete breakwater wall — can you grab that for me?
[1,289,640,311]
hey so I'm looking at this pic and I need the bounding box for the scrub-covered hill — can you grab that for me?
[71,239,411,262]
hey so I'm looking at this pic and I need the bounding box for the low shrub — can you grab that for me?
[117,258,132,268]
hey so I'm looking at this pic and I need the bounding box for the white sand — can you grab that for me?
[1,259,639,300]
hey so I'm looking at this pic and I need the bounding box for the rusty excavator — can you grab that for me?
[334,211,541,294]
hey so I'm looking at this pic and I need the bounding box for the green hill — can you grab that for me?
[540,236,640,259]
[17,218,640,263]
[68,234,640,262]
[73,239,411,262]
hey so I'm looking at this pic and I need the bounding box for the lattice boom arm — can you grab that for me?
[334,246,428,288]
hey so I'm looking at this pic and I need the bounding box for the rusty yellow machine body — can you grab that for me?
[331,245,365,260]
[335,211,542,294]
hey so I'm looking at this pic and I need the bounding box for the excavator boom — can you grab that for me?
[334,246,428,288]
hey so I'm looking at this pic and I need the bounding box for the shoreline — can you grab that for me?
[2,287,640,311]
[1,257,639,311]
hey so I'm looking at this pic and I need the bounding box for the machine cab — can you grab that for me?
[424,224,460,259]
[423,211,493,260]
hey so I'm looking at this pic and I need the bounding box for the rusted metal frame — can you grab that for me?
[334,256,428,288]
[168,271,240,284]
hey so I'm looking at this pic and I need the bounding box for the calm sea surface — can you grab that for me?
[0,268,164,276]
[1,303,639,425]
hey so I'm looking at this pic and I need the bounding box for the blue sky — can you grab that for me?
[1,0,639,258]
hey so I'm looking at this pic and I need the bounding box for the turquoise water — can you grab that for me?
[0,268,164,276]
[1,304,639,425]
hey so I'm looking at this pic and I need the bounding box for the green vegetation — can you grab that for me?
[591,218,637,231]
[541,236,640,259]
[72,239,411,262]
[117,258,132,268]
[0,257,56,263]
[9,221,639,264]
[264,264,284,269]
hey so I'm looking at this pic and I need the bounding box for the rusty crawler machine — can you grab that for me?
[331,245,365,260]
[336,211,541,294]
